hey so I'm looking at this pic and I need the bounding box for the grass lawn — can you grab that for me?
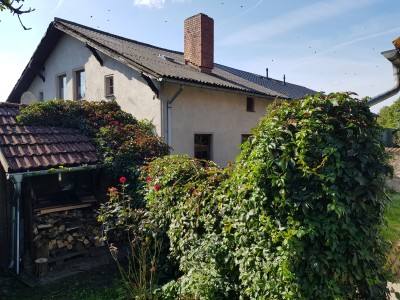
[383,192,400,244]
[0,261,125,300]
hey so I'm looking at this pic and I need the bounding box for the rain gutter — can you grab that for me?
[368,49,400,107]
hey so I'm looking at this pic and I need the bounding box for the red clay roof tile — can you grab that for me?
[0,103,100,173]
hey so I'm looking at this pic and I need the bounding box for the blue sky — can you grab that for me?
[1,0,400,113]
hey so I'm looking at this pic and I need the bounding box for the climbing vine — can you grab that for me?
[17,100,170,193]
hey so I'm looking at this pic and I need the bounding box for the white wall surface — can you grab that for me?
[26,33,272,167]
[164,83,272,166]
[27,34,162,133]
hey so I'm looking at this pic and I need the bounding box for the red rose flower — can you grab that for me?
[119,177,127,184]
[146,177,153,182]
[154,185,160,191]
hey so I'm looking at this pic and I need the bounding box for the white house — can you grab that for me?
[7,13,316,166]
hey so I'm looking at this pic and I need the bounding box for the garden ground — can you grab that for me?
[0,249,124,300]
[0,192,399,300]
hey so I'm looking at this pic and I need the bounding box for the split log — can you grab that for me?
[37,224,52,230]
[58,225,66,233]
[35,258,48,278]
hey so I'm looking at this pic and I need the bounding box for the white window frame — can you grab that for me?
[56,73,67,100]
[105,75,114,97]
[74,68,86,100]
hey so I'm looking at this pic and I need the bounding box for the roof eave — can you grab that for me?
[159,77,288,100]
[6,163,102,178]
[7,22,63,103]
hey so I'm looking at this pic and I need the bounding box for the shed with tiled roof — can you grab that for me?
[0,103,100,173]
[0,102,104,275]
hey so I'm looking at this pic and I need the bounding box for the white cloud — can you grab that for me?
[133,0,165,8]
[217,0,264,27]
[52,0,64,13]
[133,0,190,8]
[221,0,381,45]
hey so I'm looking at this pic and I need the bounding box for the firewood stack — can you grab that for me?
[33,209,104,258]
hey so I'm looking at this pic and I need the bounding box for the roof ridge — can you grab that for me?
[54,17,184,56]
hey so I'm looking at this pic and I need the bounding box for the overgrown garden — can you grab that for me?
[19,93,395,299]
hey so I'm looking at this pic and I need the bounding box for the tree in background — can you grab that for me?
[377,98,400,145]
[0,0,34,30]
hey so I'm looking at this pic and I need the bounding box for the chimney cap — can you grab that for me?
[185,13,212,20]
[393,36,400,50]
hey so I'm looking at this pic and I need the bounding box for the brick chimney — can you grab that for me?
[184,13,214,73]
[393,36,400,50]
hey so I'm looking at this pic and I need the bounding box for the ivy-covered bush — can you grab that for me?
[142,155,237,299]
[141,93,392,300]
[222,92,392,299]
[18,100,170,187]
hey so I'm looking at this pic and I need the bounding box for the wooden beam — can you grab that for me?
[34,203,92,215]
[29,64,45,82]
[86,44,103,66]
[141,73,159,98]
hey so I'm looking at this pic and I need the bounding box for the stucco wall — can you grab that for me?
[26,34,273,167]
[164,83,272,166]
[27,35,162,133]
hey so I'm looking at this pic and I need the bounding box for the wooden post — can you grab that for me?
[35,257,48,278]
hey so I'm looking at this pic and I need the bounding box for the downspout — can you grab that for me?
[7,174,23,275]
[167,85,185,146]
[368,49,400,107]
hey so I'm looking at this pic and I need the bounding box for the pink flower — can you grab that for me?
[108,187,118,195]
[119,177,127,184]
[154,185,160,191]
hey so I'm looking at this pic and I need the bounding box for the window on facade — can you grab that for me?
[75,69,86,100]
[246,97,255,112]
[241,134,253,144]
[105,75,114,97]
[57,74,67,99]
[39,91,44,102]
[194,134,212,160]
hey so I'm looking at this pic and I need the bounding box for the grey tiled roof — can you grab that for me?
[216,64,317,99]
[0,103,100,173]
[53,18,316,99]
[7,18,317,103]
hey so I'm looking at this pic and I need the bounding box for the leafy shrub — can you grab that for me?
[137,93,392,299]
[222,92,392,299]
[18,100,170,195]
[142,155,237,299]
